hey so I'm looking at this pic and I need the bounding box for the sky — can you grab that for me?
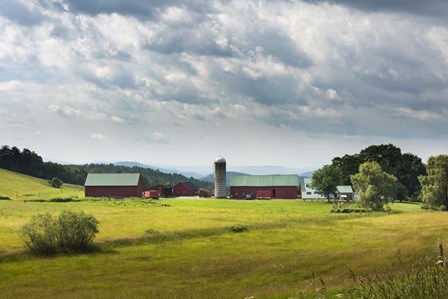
[1,0,447,169]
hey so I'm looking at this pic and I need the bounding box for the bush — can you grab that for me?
[56,210,99,252]
[49,177,63,188]
[226,224,248,233]
[20,213,59,255]
[20,210,99,255]
[49,197,74,202]
[0,196,11,200]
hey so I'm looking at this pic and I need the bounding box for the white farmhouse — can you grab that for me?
[300,177,326,199]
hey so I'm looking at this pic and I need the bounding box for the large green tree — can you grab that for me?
[351,161,398,211]
[311,164,343,201]
[332,144,425,199]
[419,155,448,210]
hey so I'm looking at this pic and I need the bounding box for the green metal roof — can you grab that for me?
[337,185,353,193]
[230,175,298,187]
[84,173,141,186]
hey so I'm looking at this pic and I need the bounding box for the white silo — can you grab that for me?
[214,157,227,198]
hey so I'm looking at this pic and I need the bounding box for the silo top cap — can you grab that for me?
[215,157,226,163]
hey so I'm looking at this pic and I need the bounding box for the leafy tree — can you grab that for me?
[311,164,343,201]
[359,144,402,174]
[397,153,427,198]
[419,155,448,210]
[50,177,64,188]
[332,154,362,185]
[351,162,398,211]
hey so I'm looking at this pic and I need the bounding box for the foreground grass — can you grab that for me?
[0,199,445,298]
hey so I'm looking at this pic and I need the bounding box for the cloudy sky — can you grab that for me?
[1,0,447,169]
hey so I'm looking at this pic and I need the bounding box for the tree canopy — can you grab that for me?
[311,164,343,200]
[419,155,448,210]
[332,144,425,199]
[351,161,398,211]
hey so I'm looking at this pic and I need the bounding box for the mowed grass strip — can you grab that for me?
[0,198,445,298]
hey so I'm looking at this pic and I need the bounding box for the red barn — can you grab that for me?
[172,182,197,197]
[84,173,143,198]
[230,174,298,199]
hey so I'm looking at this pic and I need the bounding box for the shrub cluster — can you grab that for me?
[331,208,372,213]
[0,195,11,200]
[226,224,248,233]
[20,210,99,255]
[49,197,75,203]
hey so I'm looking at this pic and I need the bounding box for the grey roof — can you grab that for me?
[84,173,141,186]
[230,174,298,187]
[337,185,353,193]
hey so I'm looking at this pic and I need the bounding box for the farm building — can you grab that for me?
[300,177,326,199]
[172,182,197,197]
[148,184,173,197]
[337,185,354,200]
[84,173,143,198]
[230,174,298,199]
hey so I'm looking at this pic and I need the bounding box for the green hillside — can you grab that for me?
[0,169,84,200]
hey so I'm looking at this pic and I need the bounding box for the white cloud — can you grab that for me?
[88,133,106,139]
[326,89,339,100]
[47,104,80,117]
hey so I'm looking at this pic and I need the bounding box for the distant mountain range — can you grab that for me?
[114,161,315,180]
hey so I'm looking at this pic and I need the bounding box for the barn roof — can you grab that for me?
[230,174,298,187]
[84,173,141,186]
[337,185,353,193]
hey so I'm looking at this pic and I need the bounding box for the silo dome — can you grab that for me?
[215,157,226,163]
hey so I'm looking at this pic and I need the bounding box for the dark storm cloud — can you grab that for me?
[215,71,309,106]
[62,0,167,18]
[301,0,448,18]
[250,28,312,68]
[61,0,218,19]
[145,27,234,57]
[0,0,45,26]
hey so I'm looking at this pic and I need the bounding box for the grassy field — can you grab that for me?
[0,169,84,200]
[1,170,448,298]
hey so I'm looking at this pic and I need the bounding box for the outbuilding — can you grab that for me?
[172,182,197,197]
[230,174,299,199]
[84,173,143,198]
[337,185,354,200]
[148,184,173,198]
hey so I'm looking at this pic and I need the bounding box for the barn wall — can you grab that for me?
[230,186,298,199]
[85,186,141,197]
[173,183,196,196]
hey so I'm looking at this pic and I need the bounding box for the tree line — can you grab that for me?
[0,145,212,190]
[311,143,448,211]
